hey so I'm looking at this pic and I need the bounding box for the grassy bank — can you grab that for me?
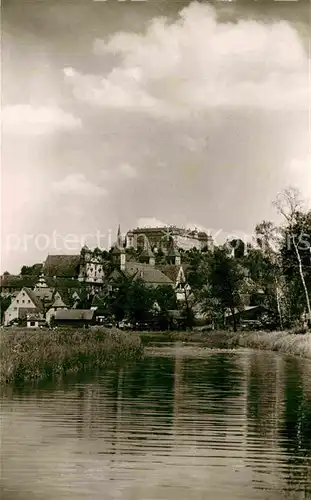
[138,330,311,359]
[0,327,143,385]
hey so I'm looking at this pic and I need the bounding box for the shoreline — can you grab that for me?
[0,327,143,385]
[137,330,311,359]
[1,328,309,387]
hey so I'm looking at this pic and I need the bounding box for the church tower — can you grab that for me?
[139,245,155,266]
[112,225,126,271]
[167,245,181,266]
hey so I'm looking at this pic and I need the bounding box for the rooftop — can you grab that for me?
[55,309,95,321]
[23,287,44,311]
[125,262,173,287]
[43,255,80,277]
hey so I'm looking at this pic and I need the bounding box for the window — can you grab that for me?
[22,300,25,303]
[28,300,31,304]
[30,321,36,327]
[17,300,19,304]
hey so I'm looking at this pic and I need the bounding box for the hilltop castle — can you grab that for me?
[1,225,210,301]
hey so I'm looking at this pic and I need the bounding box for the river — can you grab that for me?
[1,344,311,500]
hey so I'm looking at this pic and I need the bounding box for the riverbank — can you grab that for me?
[0,327,143,385]
[138,330,311,359]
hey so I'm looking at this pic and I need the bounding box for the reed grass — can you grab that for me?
[228,331,311,358]
[0,327,143,384]
[138,330,311,358]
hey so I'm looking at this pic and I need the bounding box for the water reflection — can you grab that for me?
[1,345,311,500]
[279,358,311,497]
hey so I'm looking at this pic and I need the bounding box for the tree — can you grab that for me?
[75,286,93,309]
[126,279,155,326]
[106,274,155,326]
[274,188,311,325]
[154,285,177,329]
[186,249,209,292]
[208,246,246,332]
[106,274,133,323]
[253,220,284,329]
[179,283,197,330]
[0,296,11,323]
[20,263,42,276]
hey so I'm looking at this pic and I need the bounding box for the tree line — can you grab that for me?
[101,188,310,332]
[1,187,310,332]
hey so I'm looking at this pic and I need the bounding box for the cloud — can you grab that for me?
[119,163,137,179]
[64,2,309,118]
[100,163,137,181]
[288,155,311,204]
[2,105,82,136]
[52,173,107,197]
[137,217,168,228]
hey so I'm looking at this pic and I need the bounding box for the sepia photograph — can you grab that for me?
[1,0,311,499]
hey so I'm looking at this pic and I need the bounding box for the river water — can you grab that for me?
[1,344,311,500]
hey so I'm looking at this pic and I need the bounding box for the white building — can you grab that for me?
[45,293,68,325]
[4,287,44,326]
[78,246,105,286]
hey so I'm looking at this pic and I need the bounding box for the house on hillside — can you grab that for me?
[108,228,191,301]
[44,252,108,292]
[78,246,105,288]
[157,263,191,302]
[4,287,44,326]
[109,246,174,289]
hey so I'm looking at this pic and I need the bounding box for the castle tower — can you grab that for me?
[117,224,123,248]
[139,245,155,266]
[112,246,126,271]
[112,226,126,271]
[138,237,155,266]
[78,245,90,282]
[167,245,181,266]
[126,230,134,249]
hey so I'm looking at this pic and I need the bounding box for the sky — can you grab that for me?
[2,0,311,273]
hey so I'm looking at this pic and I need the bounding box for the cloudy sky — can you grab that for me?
[2,0,310,273]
